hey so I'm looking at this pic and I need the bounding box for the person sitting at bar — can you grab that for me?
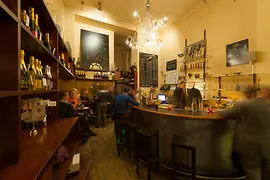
[149,85,159,99]
[58,91,98,137]
[187,82,202,105]
[80,88,90,107]
[69,88,80,109]
[114,87,140,145]
[172,81,187,109]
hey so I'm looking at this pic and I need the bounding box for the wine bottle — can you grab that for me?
[35,14,42,41]
[35,59,41,89]
[44,33,52,51]
[48,66,53,89]
[60,53,66,67]
[28,56,37,90]
[20,50,28,90]
[29,7,36,38]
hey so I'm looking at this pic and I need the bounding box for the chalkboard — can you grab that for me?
[166,59,177,71]
[80,29,109,71]
[139,52,158,87]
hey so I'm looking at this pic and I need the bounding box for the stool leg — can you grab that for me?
[156,132,159,172]
[136,133,140,175]
[147,137,152,180]
[191,148,196,180]
[171,144,175,180]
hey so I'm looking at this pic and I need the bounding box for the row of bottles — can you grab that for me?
[20,50,53,90]
[21,7,53,53]
[59,53,71,71]
[76,70,113,80]
[179,61,205,71]
[77,70,86,79]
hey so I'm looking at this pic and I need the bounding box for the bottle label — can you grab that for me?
[26,15,30,27]
[42,78,47,87]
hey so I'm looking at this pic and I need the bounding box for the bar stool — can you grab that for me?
[136,128,159,180]
[171,135,196,180]
[116,121,131,158]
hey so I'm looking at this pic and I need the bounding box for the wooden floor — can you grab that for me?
[84,122,168,180]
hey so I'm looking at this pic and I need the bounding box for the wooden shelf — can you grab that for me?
[20,22,58,62]
[20,89,58,96]
[76,78,114,81]
[66,144,92,180]
[0,91,20,98]
[53,141,78,180]
[0,1,19,23]
[0,117,79,180]
[60,64,75,79]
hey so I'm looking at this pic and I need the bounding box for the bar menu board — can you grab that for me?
[139,52,158,87]
[166,59,177,71]
[80,29,109,71]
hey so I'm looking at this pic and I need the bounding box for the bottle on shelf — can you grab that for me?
[29,7,37,38]
[48,66,53,89]
[44,65,51,90]
[39,60,46,89]
[20,50,29,90]
[67,62,71,71]
[28,56,37,90]
[35,14,42,41]
[21,10,30,29]
[44,33,52,52]
[35,59,42,90]
[60,53,66,67]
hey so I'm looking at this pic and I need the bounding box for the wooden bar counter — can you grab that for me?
[0,117,79,180]
[132,105,236,176]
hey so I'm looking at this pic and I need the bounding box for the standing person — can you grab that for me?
[220,87,270,180]
[172,81,187,109]
[149,85,159,99]
[96,89,110,128]
[187,82,202,105]
[114,87,140,145]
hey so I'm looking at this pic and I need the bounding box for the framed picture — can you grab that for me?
[226,39,249,67]
[184,39,206,61]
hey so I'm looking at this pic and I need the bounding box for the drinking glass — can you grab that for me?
[198,99,203,111]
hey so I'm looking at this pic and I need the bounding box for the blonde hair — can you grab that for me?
[69,88,80,98]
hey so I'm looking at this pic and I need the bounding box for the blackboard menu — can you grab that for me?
[139,52,158,87]
[80,29,109,71]
[166,59,177,71]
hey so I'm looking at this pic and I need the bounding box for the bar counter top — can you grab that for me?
[132,105,224,120]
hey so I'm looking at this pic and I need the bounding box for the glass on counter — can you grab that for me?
[191,98,198,112]
[198,99,203,111]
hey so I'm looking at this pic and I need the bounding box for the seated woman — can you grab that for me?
[58,91,98,137]
[69,88,80,109]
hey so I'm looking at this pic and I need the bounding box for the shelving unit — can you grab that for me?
[0,0,78,179]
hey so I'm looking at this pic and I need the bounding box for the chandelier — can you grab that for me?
[126,0,167,52]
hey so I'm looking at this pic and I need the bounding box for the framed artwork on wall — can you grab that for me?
[80,29,109,71]
[226,39,249,67]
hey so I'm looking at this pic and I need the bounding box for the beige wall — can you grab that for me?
[114,46,128,71]
[158,0,270,99]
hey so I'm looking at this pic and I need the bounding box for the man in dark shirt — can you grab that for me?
[58,91,97,136]
[80,88,90,107]
[187,82,202,105]
[172,81,187,109]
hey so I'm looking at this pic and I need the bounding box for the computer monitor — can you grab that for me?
[158,94,166,102]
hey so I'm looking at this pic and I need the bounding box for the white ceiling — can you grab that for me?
[63,0,201,25]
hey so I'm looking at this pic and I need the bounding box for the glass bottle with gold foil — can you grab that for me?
[60,53,66,67]
[35,14,42,41]
[20,50,28,90]
[44,33,51,51]
[35,59,42,89]
[28,56,37,90]
[21,10,30,29]
[39,61,46,89]
[29,7,37,38]
[48,66,53,89]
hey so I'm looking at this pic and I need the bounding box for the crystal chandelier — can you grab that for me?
[126,0,167,52]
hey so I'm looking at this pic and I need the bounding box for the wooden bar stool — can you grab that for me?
[136,128,159,180]
[171,135,196,180]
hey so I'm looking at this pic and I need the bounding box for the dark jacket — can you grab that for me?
[220,98,270,157]
[187,87,202,105]
[80,95,90,106]
[172,87,187,109]
[58,101,75,118]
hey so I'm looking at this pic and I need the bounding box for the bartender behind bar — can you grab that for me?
[149,85,159,99]
[187,82,202,105]
[172,81,187,109]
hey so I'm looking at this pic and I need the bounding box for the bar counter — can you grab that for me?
[132,105,236,176]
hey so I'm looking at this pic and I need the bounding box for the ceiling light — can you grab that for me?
[133,11,138,17]
[163,16,168,22]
